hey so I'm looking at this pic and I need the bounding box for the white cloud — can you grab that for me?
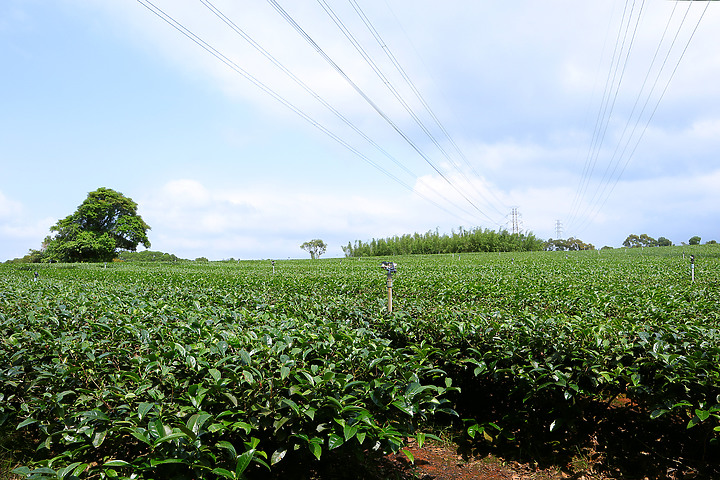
[138,179,420,259]
[0,190,55,260]
[0,190,23,218]
[563,169,720,246]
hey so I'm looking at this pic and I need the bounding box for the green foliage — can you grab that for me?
[1,246,720,476]
[3,249,45,264]
[689,236,702,245]
[116,250,184,262]
[344,227,544,257]
[300,239,327,259]
[544,237,595,251]
[0,260,456,477]
[623,233,659,248]
[657,236,672,247]
[43,188,151,263]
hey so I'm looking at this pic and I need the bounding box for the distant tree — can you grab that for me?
[689,236,701,245]
[4,250,44,264]
[623,234,641,248]
[567,237,595,250]
[623,234,657,248]
[657,236,672,247]
[545,237,594,251]
[117,250,182,262]
[638,234,658,247]
[195,257,209,262]
[44,188,150,262]
[706,240,717,245]
[301,239,327,259]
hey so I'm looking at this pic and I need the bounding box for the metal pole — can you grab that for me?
[380,261,396,313]
[387,272,393,313]
[691,255,695,283]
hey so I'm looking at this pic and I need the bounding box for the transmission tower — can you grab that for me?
[555,220,563,239]
[511,207,520,235]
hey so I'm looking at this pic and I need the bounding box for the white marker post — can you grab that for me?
[272,260,275,275]
[690,255,695,283]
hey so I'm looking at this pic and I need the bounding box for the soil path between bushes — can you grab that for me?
[381,440,577,480]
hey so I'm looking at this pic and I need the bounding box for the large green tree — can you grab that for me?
[44,188,151,262]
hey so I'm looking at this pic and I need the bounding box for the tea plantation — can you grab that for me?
[1,246,719,478]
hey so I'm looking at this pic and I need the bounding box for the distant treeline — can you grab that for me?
[116,250,184,262]
[342,227,545,257]
[4,249,186,264]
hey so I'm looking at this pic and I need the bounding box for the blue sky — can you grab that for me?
[2,1,719,261]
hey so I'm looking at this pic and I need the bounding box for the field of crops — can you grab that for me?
[1,246,719,479]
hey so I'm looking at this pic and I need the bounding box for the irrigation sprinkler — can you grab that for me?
[271,260,275,275]
[380,261,397,313]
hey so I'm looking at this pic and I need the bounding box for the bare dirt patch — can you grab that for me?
[384,439,569,480]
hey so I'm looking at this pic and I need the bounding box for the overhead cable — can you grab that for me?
[347,0,510,216]
[573,0,710,234]
[137,0,478,224]
[266,0,500,225]
[567,0,643,228]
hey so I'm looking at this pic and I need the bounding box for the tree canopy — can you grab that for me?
[657,236,672,247]
[544,237,595,251]
[43,188,151,262]
[116,250,182,262]
[623,234,659,248]
[300,239,327,259]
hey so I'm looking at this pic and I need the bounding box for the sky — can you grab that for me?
[2,1,720,261]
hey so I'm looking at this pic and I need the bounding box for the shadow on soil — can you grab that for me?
[452,376,720,480]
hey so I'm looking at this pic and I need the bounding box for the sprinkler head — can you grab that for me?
[380,261,397,274]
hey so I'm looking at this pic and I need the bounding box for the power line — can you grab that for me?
[574,0,710,234]
[567,1,709,235]
[571,0,648,226]
[266,0,500,225]
[346,0,509,219]
[198,0,415,179]
[567,0,643,228]
[197,0,494,224]
[574,1,687,231]
[136,0,478,225]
